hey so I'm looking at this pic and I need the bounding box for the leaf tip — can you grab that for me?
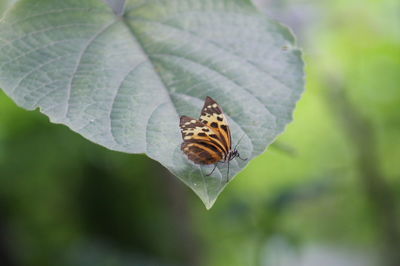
[204,199,216,210]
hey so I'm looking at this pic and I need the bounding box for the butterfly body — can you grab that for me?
[179,96,245,179]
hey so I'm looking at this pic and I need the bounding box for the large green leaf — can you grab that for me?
[0,0,304,208]
[103,0,126,15]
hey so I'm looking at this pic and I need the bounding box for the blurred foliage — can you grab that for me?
[0,0,399,265]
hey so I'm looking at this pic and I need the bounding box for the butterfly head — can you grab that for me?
[227,148,246,162]
[227,134,247,162]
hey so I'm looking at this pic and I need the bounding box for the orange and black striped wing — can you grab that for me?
[180,116,226,164]
[199,96,232,152]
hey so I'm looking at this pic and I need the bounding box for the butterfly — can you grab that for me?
[179,96,246,181]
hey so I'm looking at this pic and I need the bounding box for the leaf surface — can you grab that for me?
[0,0,304,208]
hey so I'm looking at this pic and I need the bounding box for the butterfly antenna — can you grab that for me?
[234,134,246,151]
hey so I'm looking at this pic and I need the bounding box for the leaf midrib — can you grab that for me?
[120,11,215,202]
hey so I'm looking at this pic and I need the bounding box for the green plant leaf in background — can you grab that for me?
[0,0,304,208]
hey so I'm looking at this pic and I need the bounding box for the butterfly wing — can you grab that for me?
[198,96,232,153]
[180,116,226,164]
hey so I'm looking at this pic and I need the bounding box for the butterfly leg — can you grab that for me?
[237,154,247,161]
[226,160,230,183]
[205,162,219,176]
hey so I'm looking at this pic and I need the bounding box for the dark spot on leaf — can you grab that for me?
[211,122,218,128]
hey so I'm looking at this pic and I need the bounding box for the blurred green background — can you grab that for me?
[0,0,399,265]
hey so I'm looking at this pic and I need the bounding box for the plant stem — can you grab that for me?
[0,211,16,266]
[324,79,400,266]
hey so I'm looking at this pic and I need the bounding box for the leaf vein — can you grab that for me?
[63,19,118,119]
